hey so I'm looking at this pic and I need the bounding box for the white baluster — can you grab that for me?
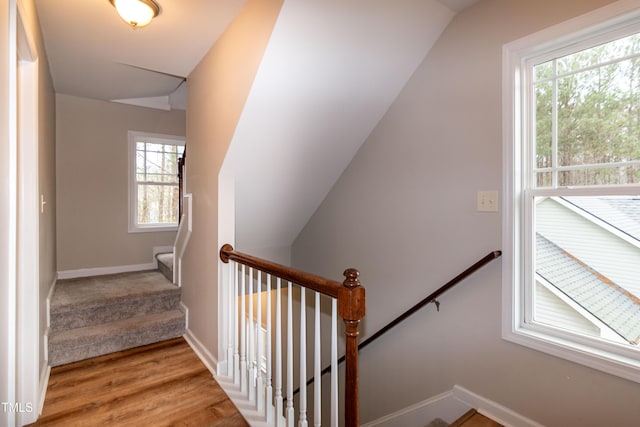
[257,270,264,414]
[240,264,247,394]
[227,260,234,378]
[275,278,284,427]
[314,292,321,427]
[286,282,294,427]
[331,298,338,427]
[249,268,255,402]
[234,263,240,384]
[266,274,274,422]
[299,288,308,427]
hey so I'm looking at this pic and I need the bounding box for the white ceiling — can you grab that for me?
[35,0,248,107]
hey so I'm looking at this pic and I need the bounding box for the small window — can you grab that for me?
[128,131,185,233]
[503,4,640,382]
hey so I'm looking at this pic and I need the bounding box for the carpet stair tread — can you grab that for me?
[48,270,185,367]
[49,309,185,366]
[51,270,178,312]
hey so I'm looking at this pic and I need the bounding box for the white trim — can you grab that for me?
[44,277,56,364]
[452,386,544,427]
[183,326,218,376]
[360,385,543,427]
[6,1,18,425]
[217,167,235,370]
[37,365,50,416]
[502,0,640,384]
[360,389,469,427]
[57,263,156,280]
[179,302,189,330]
[16,1,40,424]
[173,193,192,286]
[40,280,55,419]
[215,376,275,427]
[58,246,173,279]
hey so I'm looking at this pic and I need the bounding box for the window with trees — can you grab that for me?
[503,4,640,382]
[128,131,185,233]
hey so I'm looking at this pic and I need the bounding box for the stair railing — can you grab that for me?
[219,244,365,427]
[296,250,502,394]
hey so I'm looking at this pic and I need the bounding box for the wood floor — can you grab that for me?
[30,338,248,426]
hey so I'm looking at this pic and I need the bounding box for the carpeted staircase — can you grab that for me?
[48,262,184,367]
[156,252,174,283]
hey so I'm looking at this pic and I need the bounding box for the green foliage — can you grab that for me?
[534,32,640,187]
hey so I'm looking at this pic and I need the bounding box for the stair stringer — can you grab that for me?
[215,375,284,427]
[184,327,282,427]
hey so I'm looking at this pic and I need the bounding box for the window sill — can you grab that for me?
[128,224,178,234]
[503,322,640,384]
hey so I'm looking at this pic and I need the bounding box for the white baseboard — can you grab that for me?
[362,385,543,427]
[57,262,156,280]
[57,246,174,280]
[46,277,56,330]
[452,385,544,427]
[183,327,218,377]
[44,277,56,364]
[361,389,470,427]
[38,364,51,416]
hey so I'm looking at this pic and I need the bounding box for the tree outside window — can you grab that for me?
[129,132,185,232]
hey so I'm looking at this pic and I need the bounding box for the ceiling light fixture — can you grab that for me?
[109,0,160,29]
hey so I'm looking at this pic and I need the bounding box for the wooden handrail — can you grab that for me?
[220,244,346,298]
[298,250,502,393]
[219,244,365,427]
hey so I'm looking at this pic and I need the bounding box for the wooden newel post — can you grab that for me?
[338,268,365,427]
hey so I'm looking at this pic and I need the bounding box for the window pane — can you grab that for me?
[137,145,180,182]
[535,80,553,169]
[534,196,640,347]
[535,60,554,81]
[557,32,640,75]
[137,184,179,225]
[536,172,553,188]
[558,165,640,186]
[558,62,640,168]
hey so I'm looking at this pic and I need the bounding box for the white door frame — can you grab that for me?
[16,0,40,424]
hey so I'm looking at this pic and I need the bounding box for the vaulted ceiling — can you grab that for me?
[36,0,479,253]
[224,0,479,252]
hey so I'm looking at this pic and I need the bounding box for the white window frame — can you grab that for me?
[502,0,640,383]
[128,131,185,233]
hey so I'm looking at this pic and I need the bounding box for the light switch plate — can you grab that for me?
[477,190,498,212]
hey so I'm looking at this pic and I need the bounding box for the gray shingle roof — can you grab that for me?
[536,233,640,344]
[562,196,640,243]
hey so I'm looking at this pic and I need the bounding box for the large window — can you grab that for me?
[503,3,640,382]
[128,131,185,233]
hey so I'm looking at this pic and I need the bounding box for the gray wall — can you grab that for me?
[31,0,57,394]
[292,0,640,425]
[56,94,185,272]
[184,0,283,365]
